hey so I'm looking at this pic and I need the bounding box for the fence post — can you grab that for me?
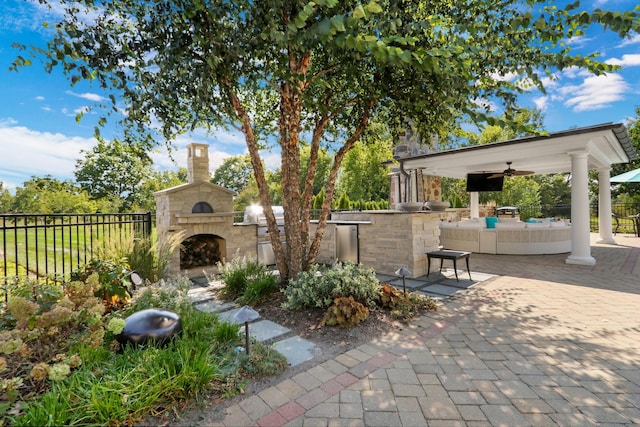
[145,212,152,237]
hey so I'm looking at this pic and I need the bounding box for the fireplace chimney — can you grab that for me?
[187,143,210,184]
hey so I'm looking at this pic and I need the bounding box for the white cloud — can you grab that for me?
[605,54,640,67]
[533,96,548,112]
[0,123,97,189]
[260,152,281,170]
[35,96,45,101]
[617,33,640,47]
[471,97,497,112]
[489,71,518,82]
[0,118,18,126]
[65,90,106,102]
[566,36,595,48]
[540,75,559,90]
[73,106,91,115]
[563,74,630,112]
[560,66,592,80]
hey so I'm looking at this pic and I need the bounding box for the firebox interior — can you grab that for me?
[180,234,225,270]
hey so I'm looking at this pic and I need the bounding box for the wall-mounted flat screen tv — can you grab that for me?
[466,173,504,192]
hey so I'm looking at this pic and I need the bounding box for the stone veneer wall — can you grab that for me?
[311,210,456,278]
[154,182,257,278]
[421,174,442,202]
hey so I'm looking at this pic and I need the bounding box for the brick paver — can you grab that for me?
[216,234,640,426]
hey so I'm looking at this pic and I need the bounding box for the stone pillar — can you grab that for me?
[566,150,595,265]
[389,172,401,207]
[187,143,210,184]
[596,167,615,244]
[421,174,442,202]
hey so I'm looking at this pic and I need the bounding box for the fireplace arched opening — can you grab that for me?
[180,234,225,270]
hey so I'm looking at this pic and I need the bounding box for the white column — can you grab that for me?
[566,151,596,265]
[470,192,480,218]
[596,167,616,244]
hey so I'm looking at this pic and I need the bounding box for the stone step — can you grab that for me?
[189,278,319,367]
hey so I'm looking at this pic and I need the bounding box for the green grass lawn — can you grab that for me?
[1,223,149,280]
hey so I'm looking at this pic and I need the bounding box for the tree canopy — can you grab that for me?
[8,176,104,214]
[211,155,254,195]
[611,106,640,203]
[17,0,640,279]
[74,140,153,211]
[337,122,392,202]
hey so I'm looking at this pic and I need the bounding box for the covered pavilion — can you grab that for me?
[397,122,637,265]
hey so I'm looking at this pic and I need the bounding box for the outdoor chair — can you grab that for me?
[612,212,639,236]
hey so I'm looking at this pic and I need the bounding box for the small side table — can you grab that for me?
[426,250,472,282]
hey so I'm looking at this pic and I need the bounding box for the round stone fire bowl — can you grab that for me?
[425,201,450,211]
[398,202,425,212]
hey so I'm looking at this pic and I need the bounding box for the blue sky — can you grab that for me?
[1,0,639,193]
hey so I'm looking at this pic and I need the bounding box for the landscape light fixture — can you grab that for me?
[233,306,260,355]
[394,266,412,294]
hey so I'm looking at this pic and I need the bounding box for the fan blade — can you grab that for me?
[512,170,534,176]
[487,173,504,179]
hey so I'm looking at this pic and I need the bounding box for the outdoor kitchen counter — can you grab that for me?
[311,209,457,277]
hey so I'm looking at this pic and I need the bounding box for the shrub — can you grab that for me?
[212,321,241,346]
[122,276,193,316]
[217,253,278,301]
[237,340,288,378]
[378,282,438,321]
[4,276,249,426]
[322,296,369,327]
[283,262,381,310]
[237,274,279,306]
[1,274,108,416]
[71,259,131,309]
[127,233,182,283]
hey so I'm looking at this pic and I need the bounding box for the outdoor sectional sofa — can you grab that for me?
[439,217,571,255]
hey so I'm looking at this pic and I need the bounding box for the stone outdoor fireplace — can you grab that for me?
[154,143,237,277]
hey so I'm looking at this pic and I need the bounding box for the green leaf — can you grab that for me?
[533,17,547,31]
[295,17,307,29]
[317,18,332,35]
[353,5,366,20]
[398,49,412,64]
[330,15,346,32]
[365,1,383,14]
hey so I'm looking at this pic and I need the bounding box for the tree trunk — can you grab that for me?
[276,53,310,280]
[226,83,288,279]
[307,102,375,264]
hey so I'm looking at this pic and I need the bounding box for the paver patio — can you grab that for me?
[203,233,640,426]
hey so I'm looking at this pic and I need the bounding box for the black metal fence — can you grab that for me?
[3,203,639,285]
[1,212,153,284]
